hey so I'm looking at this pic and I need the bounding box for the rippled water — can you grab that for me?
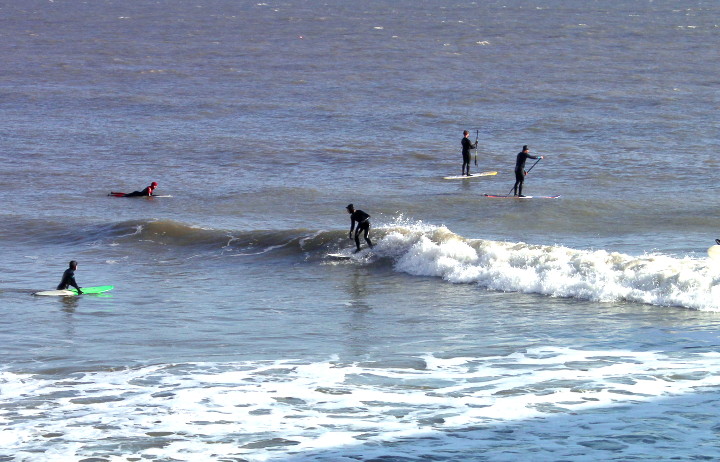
[2,1,720,460]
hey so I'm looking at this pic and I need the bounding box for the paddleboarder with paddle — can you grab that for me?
[461,130,478,176]
[512,145,543,197]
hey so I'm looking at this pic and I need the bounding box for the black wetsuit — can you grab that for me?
[124,186,153,197]
[350,210,373,251]
[513,151,540,196]
[461,137,477,176]
[57,268,81,291]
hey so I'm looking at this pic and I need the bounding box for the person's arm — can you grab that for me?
[69,276,82,294]
[349,217,356,237]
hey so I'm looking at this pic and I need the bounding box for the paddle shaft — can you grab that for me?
[474,129,479,166]
[525,157,542,174]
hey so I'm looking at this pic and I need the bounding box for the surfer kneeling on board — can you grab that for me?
[461,130,477,176]
[57,260,82,294]
[124,181,158,197]
[513,146,543,197]
[346,204,374,253]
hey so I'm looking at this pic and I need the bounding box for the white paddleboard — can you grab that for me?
[708,245,720,260]
[483,194,561,199]
[443,171,497,180]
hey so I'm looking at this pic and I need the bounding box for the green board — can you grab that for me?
[70,285,114,295]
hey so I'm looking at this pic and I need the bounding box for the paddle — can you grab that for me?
[474,129,479,166]
[505,157,543,197]
[525,157,542,175]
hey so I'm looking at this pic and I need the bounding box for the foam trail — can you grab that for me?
[373,222,720,311]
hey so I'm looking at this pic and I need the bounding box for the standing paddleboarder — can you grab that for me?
[346,204,374,253]
[461,130,478,176]
[512,145,543,197]
[57,260,83,294]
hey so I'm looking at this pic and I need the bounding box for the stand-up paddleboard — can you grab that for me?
[34,285,114,296]
[484,194,560,199]
[708,240,720,260]
[443,171,497,180]
[108,192,173,198]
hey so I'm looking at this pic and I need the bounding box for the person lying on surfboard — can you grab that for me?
[461,130,478,176]
[346,204,374,253]
[57,260,82,294]
[109,181,158,197]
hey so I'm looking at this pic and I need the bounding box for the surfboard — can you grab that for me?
[484,194,560,199]
[708,242,720,260]
[326,253,352,260]
[326,250,374,260]
[108,192,173,198]
[443,171,497,180]
[34,285,114,296]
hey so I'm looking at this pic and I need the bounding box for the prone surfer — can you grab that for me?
[122,181,158,197]
[461,130,477,176]
[346,204,374,253]
[57,260,82,294]
[512,145,543,197]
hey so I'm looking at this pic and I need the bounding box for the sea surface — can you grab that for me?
[2,1,720,460]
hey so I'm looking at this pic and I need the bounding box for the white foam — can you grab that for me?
[372,222,720,311]
[4,347,720,460]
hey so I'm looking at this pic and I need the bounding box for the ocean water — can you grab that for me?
[2,0,720,460]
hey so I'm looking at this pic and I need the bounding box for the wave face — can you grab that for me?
[374,222,720,311]
[6,217,719,310]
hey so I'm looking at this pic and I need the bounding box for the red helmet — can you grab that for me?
[151,182,158,187]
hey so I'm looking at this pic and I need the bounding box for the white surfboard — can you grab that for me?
[443,171,497,180]
[708,245,720,260]
[34,289,75,296]
[326,253,352,260]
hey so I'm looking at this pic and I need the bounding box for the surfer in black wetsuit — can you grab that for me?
[124,181,158,197]
[461,130,477,176]
[346,204,374,253]
[512,146,543,197]
[57,260,82,294]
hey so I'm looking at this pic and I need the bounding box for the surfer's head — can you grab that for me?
[69,260,78,270]
[463,130,469,136]
[522,145,529,152]
[346,204,355,213]
[151,181,158,187]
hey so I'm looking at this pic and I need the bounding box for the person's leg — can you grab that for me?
[362,223,373,248]
[354,229,362,251]
[513,170,523,196]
